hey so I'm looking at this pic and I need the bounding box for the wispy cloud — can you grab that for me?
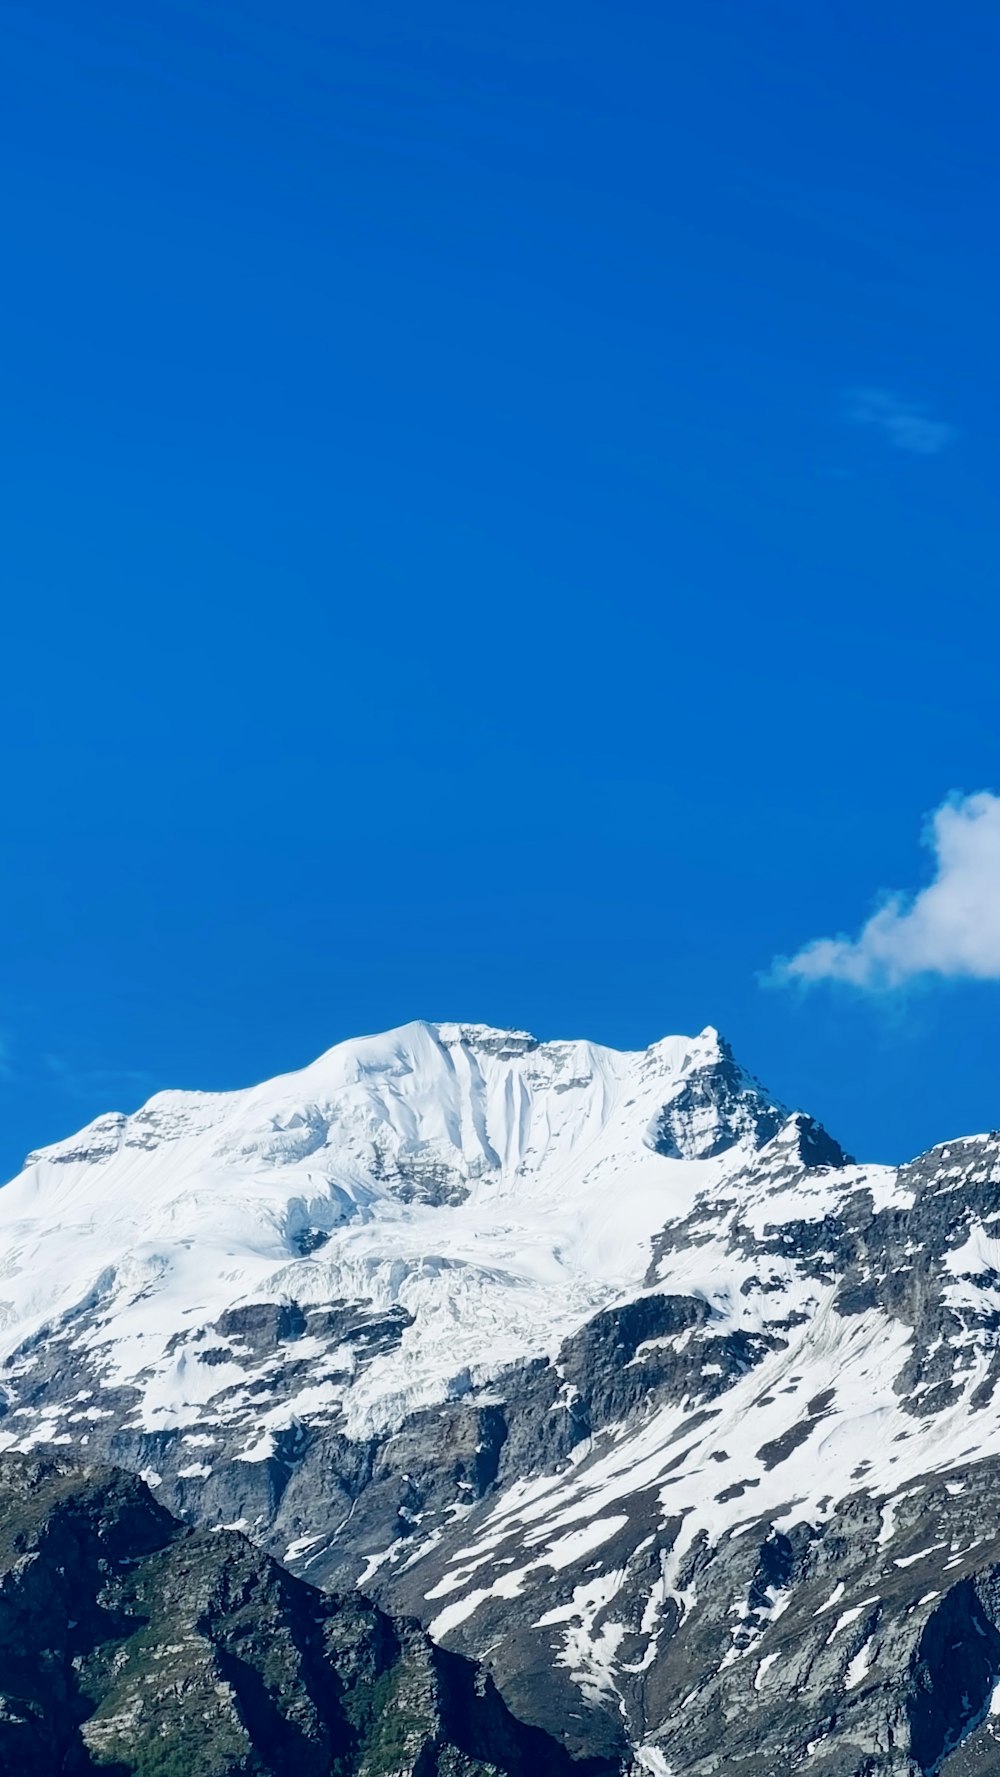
[772,791,1000,991]
[42,1054,157,1101]
[845,387,958,456]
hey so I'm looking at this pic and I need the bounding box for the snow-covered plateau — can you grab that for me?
[4,1019,1000,1775]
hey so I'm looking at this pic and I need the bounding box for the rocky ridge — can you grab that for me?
[0,1450,611,1776]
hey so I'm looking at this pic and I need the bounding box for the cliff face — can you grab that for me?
[0,1453,614,1777]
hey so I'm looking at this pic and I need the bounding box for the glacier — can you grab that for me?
[0,1019,780,1445]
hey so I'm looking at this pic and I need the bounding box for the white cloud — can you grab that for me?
[775,792,1000,990]
[846,387,958,455]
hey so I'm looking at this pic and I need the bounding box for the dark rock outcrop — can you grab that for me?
[0,1452,616,1777]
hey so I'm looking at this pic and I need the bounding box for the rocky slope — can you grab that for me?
[3,1022,1000,1772]
[0,1451,611,1776]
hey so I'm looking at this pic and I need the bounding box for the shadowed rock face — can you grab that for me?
[0,1453,616,1777]
[644,1035,789,1160]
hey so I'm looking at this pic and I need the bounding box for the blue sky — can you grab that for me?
[3,0,1000,1176]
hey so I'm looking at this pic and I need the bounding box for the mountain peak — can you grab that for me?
[771,1109,854,1169]
[2,1017,800,1446]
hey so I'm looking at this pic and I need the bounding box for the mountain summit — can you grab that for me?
[3,1020,786,1444]
[5,1024,1000,1773]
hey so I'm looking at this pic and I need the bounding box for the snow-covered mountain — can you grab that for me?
[0,1020,780,1444]
[5,1021,1000,1775]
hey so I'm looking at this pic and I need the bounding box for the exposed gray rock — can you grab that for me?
[0,1451,613,1777]
[644,1033,787,1160]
